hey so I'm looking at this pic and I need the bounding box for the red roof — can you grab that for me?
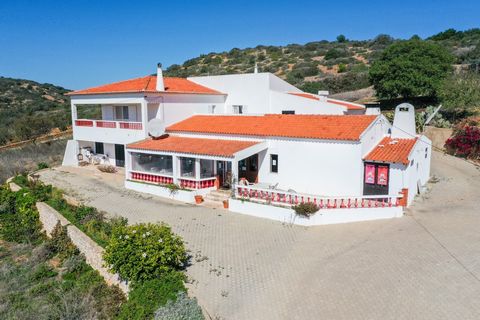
[364,137,417,165]
[167,114,378,141]
[127,136,259,158]
[67,75,222,95]
[288,93,365,110]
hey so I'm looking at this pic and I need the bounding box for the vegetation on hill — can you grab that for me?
[1,28,479,147]
[369,39,454,99]
[0,77,71,145]
[165,28,480,96]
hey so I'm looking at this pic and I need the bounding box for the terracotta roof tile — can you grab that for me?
[68,75,222,95]
[364,137,417,165]
[127,136,259,158]
[287,93,365,110]
[167,114,377,141]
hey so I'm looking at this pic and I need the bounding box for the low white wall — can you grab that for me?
[229,199,403,226]
[125,180,213,203]
[62,139,79,166]
[36,202,129,294]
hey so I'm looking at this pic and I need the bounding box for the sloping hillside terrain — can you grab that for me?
[165,28,480,95]
[1,28,478,146]
[0,77,70,144]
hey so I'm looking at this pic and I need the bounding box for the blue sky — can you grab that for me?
[0,0,478,89]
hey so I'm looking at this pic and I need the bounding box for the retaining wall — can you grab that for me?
[229,199,403,226]
[36,202,129,294]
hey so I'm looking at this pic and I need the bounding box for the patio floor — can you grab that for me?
[38,151,480,320]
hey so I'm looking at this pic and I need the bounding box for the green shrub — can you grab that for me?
[0,187,43,243]
[293,202,319,217]
[37,162,49,170]
[118,272,186,320]
[154,291,204,320]
[104,223,188,283]
[46,221,78,259]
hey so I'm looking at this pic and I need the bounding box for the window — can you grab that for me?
[132,153,173,175]
[233,105,243,114]
[180,157,196,178]
[209,105,216,114]
[200,159,215,178]
[425,147,428,158]
[282,110,295,115]
[270,154,278,173]
[95,142,104,154]
[115,106,129,120]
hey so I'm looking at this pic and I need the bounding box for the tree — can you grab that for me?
[438,71,480,118]
[369,39,454,99]
[336,34,347,43]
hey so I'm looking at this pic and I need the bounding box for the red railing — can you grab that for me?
[119,122,142,130]
[75,120,94,127]
[96,120,117,128]
[179,178,216,189]
[74,119,142,130]
[131,172,173,184]
[235,185,403,210]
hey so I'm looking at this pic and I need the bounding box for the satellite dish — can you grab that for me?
[147,119,165,139]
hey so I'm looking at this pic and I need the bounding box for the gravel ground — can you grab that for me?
[39,151,480,320]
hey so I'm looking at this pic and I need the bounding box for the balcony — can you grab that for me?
[73,119,146,145]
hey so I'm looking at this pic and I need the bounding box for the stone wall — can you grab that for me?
[36,202,129,294]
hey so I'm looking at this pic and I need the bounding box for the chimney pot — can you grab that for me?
[156,63,165,91]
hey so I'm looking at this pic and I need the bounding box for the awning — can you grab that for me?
[127,135,266,159]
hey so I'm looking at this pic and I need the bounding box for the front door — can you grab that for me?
[363,162,389,195]
[238,154,258,183]
[216,161,232,189]
[115,144,125,167]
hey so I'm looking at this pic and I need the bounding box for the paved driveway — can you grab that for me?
[39,151,480,320]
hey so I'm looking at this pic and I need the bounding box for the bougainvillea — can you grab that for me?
[445,117,480,159]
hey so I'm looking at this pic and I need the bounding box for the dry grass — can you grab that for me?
[0,138,67,183]
[97,164,118,173]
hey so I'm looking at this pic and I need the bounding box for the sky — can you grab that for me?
[0,0,478,90]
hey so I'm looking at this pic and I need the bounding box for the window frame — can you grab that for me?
[270,154,278,173]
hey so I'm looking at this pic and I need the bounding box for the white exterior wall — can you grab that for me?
[269,91,345,115]
[189,73,272,114]
[360,116,392,156]
[258,138,363,196]
[229,199,403,226]
[381,135,432,206]
[161,94,225,126]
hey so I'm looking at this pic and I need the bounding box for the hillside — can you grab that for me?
[1,28,478,146]
[0,77,71,144]
[165,28,480,96]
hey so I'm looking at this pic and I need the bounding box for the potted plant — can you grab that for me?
[194,194,203,204]
[223,199,229,209]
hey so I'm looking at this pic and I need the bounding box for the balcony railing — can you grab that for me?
[75,119,143,130]
[235,184,403,209]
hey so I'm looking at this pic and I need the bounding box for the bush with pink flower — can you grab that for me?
[445,117,480,160]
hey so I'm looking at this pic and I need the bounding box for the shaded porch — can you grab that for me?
[125,135,267,191]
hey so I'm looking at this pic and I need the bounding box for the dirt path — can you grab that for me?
[39,152,480,319]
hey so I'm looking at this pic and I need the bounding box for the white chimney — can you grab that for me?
[318,90,329,101]
[156,63,164,91]
[254,63,258,74]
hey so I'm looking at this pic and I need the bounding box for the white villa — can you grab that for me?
[63,64,431,225]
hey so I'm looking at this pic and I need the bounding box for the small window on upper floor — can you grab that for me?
[282,110,295,115]
[270,154,278,173]
[233,105,243,114]
[115,106,129,120]
[209,105,216,114]
[425,147,428,158]
[399,107,409,112]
